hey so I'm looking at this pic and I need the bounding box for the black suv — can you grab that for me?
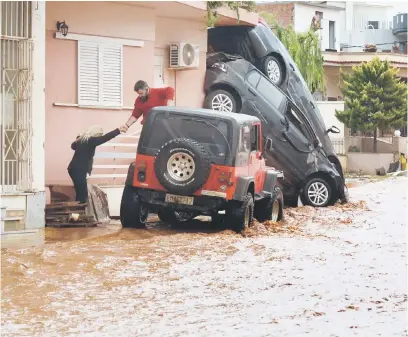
[204,53,348,207]
[208,23,346,185]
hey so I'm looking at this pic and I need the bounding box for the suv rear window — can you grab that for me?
[146,114,231,164]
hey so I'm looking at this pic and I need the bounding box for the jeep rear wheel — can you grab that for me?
[120,186,148,228]
[255,187,284,222]
[154,138,211,195]
[227,193,254,233]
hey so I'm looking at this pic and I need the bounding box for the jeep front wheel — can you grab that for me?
[255,187,284,222]
[154,138,211,195]
[227,193,254,233]
[120,186,148,228]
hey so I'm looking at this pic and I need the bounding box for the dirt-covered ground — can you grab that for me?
[1,177,407,337]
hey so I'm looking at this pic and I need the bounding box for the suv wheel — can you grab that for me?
[204,89,237,113]
[228,193,254,233]
[120,186,148,228]
[263,55,283,86]
[255,187,283,222]
[302,177,332,207]
[158,209,195,224]
[154,138,211,195]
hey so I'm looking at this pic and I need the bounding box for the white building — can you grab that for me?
[257,1,407,99]
[0,1,46,234]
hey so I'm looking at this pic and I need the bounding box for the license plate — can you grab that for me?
[165,194,194,205]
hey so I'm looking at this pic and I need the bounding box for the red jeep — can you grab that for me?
[120,107,284,232]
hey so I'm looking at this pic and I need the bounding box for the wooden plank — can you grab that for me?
[45,210,86,216]
[45,222,98,228]
[46,201,87,209]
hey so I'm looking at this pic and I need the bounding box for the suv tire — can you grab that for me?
[154,138,211,195]
[255,187,283,222]
[228,193,254,233]
[302,177,332,207]
[263,55,284,87]
[120,186,148,228]
[204,89,237,113]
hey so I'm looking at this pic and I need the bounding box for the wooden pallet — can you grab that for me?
[45,185,110,228]
[45,201,97,228]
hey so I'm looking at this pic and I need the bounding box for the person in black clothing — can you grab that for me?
[68,125,126,204]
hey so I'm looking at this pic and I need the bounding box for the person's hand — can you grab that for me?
[119,125,128,133]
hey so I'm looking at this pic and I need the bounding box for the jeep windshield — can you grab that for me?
[146,114,232,165]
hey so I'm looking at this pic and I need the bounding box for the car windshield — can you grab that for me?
[147,114,232,165]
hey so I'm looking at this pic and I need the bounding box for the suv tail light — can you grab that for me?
[136,162,147,182]
[218,170,234,186]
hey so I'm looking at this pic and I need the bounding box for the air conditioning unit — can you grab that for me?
[169,42,200,69]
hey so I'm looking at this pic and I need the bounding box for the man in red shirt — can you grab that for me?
[122,80,175,131]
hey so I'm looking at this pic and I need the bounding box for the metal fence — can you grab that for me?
[330,137,345,155]
[1,1,33,193]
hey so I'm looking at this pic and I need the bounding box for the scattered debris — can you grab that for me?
[45,184,110,227]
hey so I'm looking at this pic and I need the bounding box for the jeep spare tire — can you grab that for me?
[154,138,211,195]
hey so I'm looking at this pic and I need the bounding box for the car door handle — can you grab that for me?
[248,88,257,96]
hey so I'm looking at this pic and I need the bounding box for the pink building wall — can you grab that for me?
[45,1,208,185]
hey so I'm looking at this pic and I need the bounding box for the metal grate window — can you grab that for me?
[1,1,33,192]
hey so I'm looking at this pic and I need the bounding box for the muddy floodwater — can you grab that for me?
[2,178,407,337]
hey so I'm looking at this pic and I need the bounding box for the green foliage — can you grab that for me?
[335,57,407,152]
[259,11,325,93]
[207,1,256,27]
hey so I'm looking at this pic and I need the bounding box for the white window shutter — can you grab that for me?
[78,41,101,106]
[101,44,123,107]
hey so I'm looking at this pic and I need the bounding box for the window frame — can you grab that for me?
[250,124,261,152]
[254,72,286,110]
[77,40,123,108]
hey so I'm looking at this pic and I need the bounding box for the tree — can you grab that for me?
[335,57,407,153]
[259,11,325,93]
[207,1,256,27]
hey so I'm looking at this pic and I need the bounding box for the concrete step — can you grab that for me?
[2,218,25,232]
[5,209,25,218]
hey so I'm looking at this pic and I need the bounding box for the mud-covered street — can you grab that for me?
[1,177,407,337]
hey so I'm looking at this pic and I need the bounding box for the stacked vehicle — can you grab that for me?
[204,22,349,207]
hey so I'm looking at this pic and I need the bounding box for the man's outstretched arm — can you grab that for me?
[122,106,142,131]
